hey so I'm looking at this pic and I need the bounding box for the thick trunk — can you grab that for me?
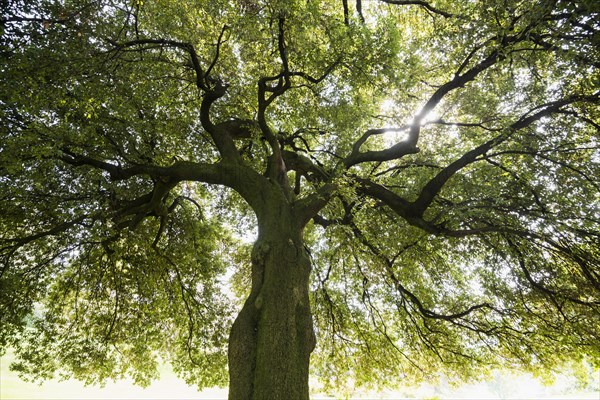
[228,214,315,400]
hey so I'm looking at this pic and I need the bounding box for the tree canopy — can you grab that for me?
[1,0,599,397]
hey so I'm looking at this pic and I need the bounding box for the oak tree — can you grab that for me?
[1,0,599,398]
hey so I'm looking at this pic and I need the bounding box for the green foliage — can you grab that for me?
[1,0,599,395]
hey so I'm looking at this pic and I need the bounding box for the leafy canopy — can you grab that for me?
[1,0,599,393]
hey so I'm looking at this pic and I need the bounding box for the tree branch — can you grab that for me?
[106,38,209,91]
[2,3,95,26]
[410,93,600,216]
[204,25,229,81]
[380,0,454,18]
[506,237,600,306]
[356,0,365,23]
[293,183,338,227]
[344,127,416,168]
[60,149,227,185]
[200,82,242,161]
[288,57,341,85]
[345,45,504,168]
[342,0,350,25]
[349,219,497,325]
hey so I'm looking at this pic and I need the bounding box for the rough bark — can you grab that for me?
[228,200,316,400]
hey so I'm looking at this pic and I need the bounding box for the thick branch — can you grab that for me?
[115,179,178,232]
[355,177,536,238]
[342,0,350,25]
[345,47,503,168]
[60,150,227,184]
[354,178,442,234]
[410,132,509,216]
[344,128,417,168]
[256,17,296,195]
[410,93,600,216]
[60,150,272,220]
[293,183,338,227]
[257,18,339,191]
[409,48,501,131]
[282,150,330,181]
[107,32,239,161]
[200,82,241,161]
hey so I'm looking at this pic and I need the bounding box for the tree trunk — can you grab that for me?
[228,207,316,400]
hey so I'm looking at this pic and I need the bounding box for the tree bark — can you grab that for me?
[228,203,316,400]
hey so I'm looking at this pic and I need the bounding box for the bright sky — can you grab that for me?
[0,350,226,400]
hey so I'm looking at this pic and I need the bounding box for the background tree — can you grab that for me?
[1,0,599,398]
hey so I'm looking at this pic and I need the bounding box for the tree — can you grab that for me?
[1,0,599,398]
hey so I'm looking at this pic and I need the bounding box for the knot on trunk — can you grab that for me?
[251,241,271,266]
